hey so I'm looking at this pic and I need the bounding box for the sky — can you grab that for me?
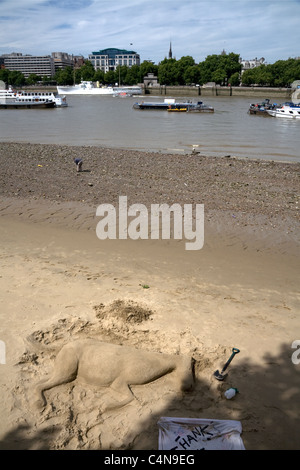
[1,0,299,65]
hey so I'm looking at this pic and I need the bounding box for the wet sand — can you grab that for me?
[0,142,299,450]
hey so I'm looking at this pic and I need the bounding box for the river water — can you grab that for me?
[1,94,299,163]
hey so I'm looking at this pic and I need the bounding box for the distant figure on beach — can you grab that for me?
[74,158,83,172]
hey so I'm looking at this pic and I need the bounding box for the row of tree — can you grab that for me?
[1,53,299,88]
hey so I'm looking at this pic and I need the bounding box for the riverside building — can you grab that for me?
[1,52,55,78]
[51,52,74,73]
[1,52,76,78]
[88,48,140,72]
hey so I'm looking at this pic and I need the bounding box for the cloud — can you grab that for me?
[0,0,299,63]
[53,23,73,30]
[44,0,93,9]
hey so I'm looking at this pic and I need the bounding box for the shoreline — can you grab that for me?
[0,142,299,450]
[1,142,299,215]
[0,141,299,252]
[21,84,293,99]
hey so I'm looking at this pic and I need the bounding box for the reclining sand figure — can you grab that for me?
[34,339,195,410]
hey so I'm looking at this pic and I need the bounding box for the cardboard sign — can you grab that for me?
[158,417,245,450]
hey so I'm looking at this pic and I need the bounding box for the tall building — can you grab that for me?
[88,48,140,72]
[239,57,267,74]
[1,52,56,78]
[51,52,74,73]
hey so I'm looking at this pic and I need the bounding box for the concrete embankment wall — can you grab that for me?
[144,85,292,99]
[25,84,292,100]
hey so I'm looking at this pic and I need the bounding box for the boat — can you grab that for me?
[0,86,56,109]
[178,101,214,113]
[57,80,142,96]
[266,86,300,119]
[57,80,114,95]
[248,98,279,115]
[133,98,214,112]
[267,103,300,119]
[15,90,68,107]
[133,98,175,110]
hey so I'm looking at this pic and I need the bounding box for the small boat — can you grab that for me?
[57,80,142,96]
[248,99,278,115]
[0,86,56,109]
[266,86,300,119]
[267,103,300,119]
[133,98,214,112]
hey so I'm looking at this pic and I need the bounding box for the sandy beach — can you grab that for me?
[0,142,299,450]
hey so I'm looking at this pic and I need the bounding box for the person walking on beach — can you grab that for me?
[74,158,83,172]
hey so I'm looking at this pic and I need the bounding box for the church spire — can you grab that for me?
[169,41,172,59]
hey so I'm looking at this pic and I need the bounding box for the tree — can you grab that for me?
[1,70,25,87]
[79,61,95,81]
[103,70,116,85]
[74,68,82,84]
[228,72,240,87]
[222,52,241,79]
[54,66,74,85]
[157,58,178,85]
[199,54,221,83]
[212,68,226,85]
[140,60,158,78]
[26,73,41,85]
[240,58,300,86]
[241,69,256,86]
[0,69,25,87]
[198,52,241,85]
[283,59,300,86]
[183,65,201,85]
[176,56,195,85]
[42,75,50,84]
[255,65,273,86]
[94,69,105,84]
[124,65,141,85]
[0,69,10,85]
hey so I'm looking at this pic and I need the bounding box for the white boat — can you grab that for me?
[57,80,142,96]
[267,86,300,119]
[15,90,68,107]
[57,81,114,95]
[0,86,56,109]
[267,104,300,119]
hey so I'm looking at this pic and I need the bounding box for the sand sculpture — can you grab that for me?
[34,339,195,410]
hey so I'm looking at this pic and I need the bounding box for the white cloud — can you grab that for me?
[0,0,299,63]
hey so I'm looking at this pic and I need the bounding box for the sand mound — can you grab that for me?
[94,299,154,324]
